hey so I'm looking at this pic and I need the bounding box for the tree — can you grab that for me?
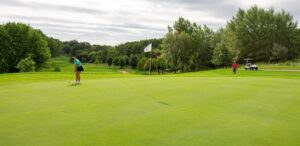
[62,44,72,54]
[130,56,138,69]
[226,6,300,62]
[77,51,89,62]
[137,58,147,71]
[119,57,125,69]
[212,43,232,67]
[88,51,97,63]
[163,17,215,72]
[98,49,108,63]
[0,22,50,73]
[162,32,193,73]
[107,58,113,67]
[113,57,120,66]
[107,47,117,61]
[94,54,100,65]
[123,56,129,65]
[191,25,215,70]
[47,37,63,57]
[271,43,288,62]
[143,58,153,74]
[173,17,195,34]
[156,56,167,74]
[0,25,9,73]
[115,39,163,56]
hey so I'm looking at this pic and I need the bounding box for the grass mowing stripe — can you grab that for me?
[0,70,300,145]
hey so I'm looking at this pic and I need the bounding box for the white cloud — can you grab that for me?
[0,0,299,45]
[231,0,281,8]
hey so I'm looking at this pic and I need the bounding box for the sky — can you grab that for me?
[0,0,299,45]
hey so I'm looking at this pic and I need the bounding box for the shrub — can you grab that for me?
[130,56,138,69]
[16,57,36,72]
[94,57,100,65]
[113,57,120,66]
[137,58,147,71]
[107,58,113,67]
[54,67,61,72]
[119,57,125,68]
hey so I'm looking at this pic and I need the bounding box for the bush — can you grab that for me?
[54,67,61,72]
[107,58,113,67]
[130,56,138,69]
[137,58,147,71]
[119,57,125,69]
[113,57,120,66]
[94,56,100,65]
[16,57,36,72]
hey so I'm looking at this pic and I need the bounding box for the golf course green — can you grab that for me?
[0,60,300,146]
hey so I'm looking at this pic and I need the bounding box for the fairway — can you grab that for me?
[1,70,300,146]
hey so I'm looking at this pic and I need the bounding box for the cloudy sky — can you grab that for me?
[0,0,299,45]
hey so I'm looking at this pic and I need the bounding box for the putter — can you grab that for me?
[68,72,75,85]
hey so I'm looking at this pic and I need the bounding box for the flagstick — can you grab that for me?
[144,43,152,98]
[149,50,152,76]
[147,48,152,99]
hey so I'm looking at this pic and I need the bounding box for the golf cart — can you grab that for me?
[244,58,258,70]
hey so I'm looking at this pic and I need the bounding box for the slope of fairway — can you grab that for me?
[0,70,300,146]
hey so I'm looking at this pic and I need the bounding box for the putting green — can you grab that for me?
[0,70,300,146]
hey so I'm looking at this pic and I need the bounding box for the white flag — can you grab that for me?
[144,43,152,52]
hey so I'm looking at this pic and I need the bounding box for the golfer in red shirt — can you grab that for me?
[232,62,238,75]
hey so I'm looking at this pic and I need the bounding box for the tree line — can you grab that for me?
[1,5,300,73]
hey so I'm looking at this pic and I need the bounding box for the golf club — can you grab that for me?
[68,72,75,85]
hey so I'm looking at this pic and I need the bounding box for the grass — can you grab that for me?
[43,56,122,73]
[257,60,300,70]
[0,57,300,146]
[258,64,300,70]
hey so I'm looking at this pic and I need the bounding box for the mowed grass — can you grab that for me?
[0,58,300,146]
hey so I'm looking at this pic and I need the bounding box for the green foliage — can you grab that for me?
[62,44,72,54]
[88,51,97,63]
[113,57,120,66]
[107,58,113,67]
[16,57,36,72]
[2,6,300,74]
[212,43,232,67]
[0,25,9,73]
[191,25,215,70]
[143,59,151,73]
[162,18,215,72]
[0,22,50,73]
[130,56,138,69]
[156,56,167,74]
[53,67,61,72]
[97,48,109,63]
[107,47,117,60]
[94,54,100,65]
[162,31,193,73]
[137,58,147,71]
[119,57,126,69]
[47,37,63,57]
[116,39,163,56]
[271,43,288,62]
[77,51,89,62]
[172,17,196,34]
[226,5,300,62]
